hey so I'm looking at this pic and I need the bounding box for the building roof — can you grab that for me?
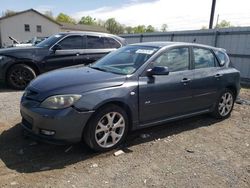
[0,9,62,26]
[60,22,108,33]
[0,9,108,33]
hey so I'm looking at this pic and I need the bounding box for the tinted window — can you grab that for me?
[36,34,64,48]
[154,47,189,72]
[58,36,83,49]
[215,50,228,66]
[104,37,121,48]
[87,36,104,49]
[194,48,216,69]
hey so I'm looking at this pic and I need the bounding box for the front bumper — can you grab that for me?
[20,102,94,144]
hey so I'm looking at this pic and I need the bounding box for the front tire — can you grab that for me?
[83,105,129,152]
[212,89,235,119]
[7,64,36,90]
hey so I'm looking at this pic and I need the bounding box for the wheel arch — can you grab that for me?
[5,61,40,80]
[225,85,238,99]
[83,100,134,135]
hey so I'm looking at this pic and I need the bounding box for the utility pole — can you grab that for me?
[209,0,216,29]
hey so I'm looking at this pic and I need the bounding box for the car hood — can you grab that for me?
[0,46,46,59]
[27,66,127,101]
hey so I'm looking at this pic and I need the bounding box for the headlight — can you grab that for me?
[0,56,4,61]
[40,94,81,109]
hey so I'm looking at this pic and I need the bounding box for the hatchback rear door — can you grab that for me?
[190,47,222,111]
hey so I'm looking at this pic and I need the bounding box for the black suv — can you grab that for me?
[0,32,126,89]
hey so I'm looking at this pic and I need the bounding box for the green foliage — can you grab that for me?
[146,25,156,32]
[124,26,134,34]
[56,13,76,24]
[104,18,124,34]
[215,20,232,28]
[2,10,16,17]
[79,16,96,25]
[133,25,146,33]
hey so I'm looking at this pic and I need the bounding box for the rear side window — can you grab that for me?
[215,50,228,66]
[87,36,104,49]
[58,36,83,49]
[154,47,189,72]
[104,37,121,48]
[193,48,216,69]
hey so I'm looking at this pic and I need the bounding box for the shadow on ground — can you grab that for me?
[0,115,222,173]
[0,82,17,93]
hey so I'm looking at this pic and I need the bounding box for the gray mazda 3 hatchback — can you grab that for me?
[20,42,240,151]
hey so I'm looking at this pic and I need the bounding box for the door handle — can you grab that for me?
[214,74,223,78]
[181,78,191,84]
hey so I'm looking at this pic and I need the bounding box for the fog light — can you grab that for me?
[40,129,55,136]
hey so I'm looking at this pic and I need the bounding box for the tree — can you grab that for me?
[133,25,146,33]
[125,26,134,34]
[56,13,76,24]
[104,18,124,34]
[146,25,156,33]
[161,24,168,32]
[79,16,96,25]
[2,10,16,17]
[215,20,232,28]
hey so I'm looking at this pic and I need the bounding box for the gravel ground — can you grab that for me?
[0,86,249,188]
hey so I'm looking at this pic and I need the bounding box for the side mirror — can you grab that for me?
[52,44,62,52]
[147,66,169,77]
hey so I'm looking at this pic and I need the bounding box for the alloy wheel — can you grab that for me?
[9,67,34,88]
[95,112,125,148]
[218,92,234,117]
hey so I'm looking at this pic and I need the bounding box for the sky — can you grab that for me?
[0,0,250,31]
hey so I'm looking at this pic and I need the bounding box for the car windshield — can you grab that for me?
[36,34,64,48]
[90,45,159,75]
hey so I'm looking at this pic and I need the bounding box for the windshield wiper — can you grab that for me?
[90,66,108,72]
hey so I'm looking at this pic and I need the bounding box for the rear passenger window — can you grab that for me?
[104,37,121,48]
[154,47,189,72]
[87,36,104,49]
[193,48,216,69]
[215,50,228,66]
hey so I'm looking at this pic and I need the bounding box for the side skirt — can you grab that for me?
[133,109,211,130]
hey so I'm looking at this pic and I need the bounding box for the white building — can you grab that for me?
[0,9,107,47]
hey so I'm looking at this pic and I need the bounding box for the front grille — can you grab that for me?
[22,118,33,130]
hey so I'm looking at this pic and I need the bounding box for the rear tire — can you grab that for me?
[211,89,235,119]
[83,104,129,152]
[7,64,36,90]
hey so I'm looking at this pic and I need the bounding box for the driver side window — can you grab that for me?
[154,47,189,72]
[57,36,83,50]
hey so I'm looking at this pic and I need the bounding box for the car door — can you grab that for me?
[44,35,84,71]
[85,35,120,64]
[139,47,194,123]
[191,47,222,110]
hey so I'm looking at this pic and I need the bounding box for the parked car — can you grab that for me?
[20,42,240,151]
[8,36,48,48]
[0,32,126,89]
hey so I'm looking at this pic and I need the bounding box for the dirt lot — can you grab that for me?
[0,86,249,188]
